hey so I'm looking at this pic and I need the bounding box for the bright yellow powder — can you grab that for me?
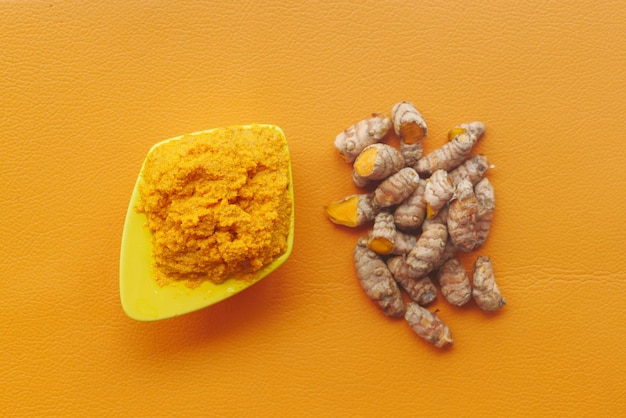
[136,125,292,287]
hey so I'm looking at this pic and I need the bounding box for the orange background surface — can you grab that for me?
[2,1,626,416]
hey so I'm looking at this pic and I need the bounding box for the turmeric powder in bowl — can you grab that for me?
[135,124,293,288]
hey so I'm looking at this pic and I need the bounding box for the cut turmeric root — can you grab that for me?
[367,212,416,255]
[354,238,405,317]
[392,101,427,144]
[392,101,428,167]
[352,143,405,187]
[325,193,379,227]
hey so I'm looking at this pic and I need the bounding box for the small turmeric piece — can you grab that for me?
[391,101,427,166]
[404,302,453,348]
[334,113,392,163]
[436,258,471,307]
[393,178,427,231]
[367,212,416,255]
[367,212,397,255]
[414,122,485,176]
[392,101,427,143]
[424,169,454,219]
[352,143,405,188]
[472,256,506,312]
[325,193,379,227]
[447,121,485,141]
[387,256,437,306]
[448,154,491,187]
[474,178,495,248]
[404,214,448,279]
[447,179,480,252]
[372,167,420,208]
[354,238,405,317]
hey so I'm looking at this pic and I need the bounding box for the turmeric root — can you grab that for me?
[391,101,427,166]
[433,203,449,224]
[392,101,427,143]
[386,254,411,279]
[368,212,417,255]
[424,169,454,219]
[436,258,471,307]
[404,214,448,279]
[406,276,437,306]
[387,256,437,305]
[398,141,422,168]
[404,302,453,348]
[372,167,420,208]
[447,179,480,252]
[326,193,379,227]
[431,236,458,272]
[393,178,426,231]
[352,143,405,188]
[474,178,495,248]
[367,212,397,255]
[447,121,485,141]
[472,256,506,312]
[391,231,418,255]
[354,238,405,317]
[414,122,485,176]
[334,113,392,163]
[448,154,491,187]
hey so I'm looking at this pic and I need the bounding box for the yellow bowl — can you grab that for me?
[119,124,294,321]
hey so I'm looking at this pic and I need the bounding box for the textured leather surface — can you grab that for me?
[2,1,626,416]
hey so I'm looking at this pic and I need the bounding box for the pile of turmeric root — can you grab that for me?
[326,102,505,348]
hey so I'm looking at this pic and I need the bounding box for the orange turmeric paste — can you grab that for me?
[136,125,292,287]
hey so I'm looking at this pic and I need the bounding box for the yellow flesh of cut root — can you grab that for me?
[367,237,394,255]
[325,196,360,227]
[353,146,379,176]
[447,127,467,141]
[400,122,425,144]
